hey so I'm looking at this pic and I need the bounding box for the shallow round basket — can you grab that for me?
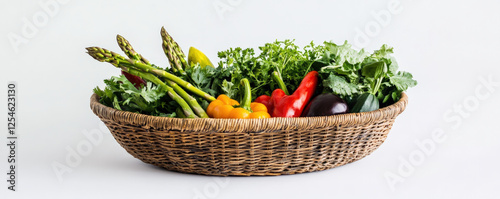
[90,93,408,176]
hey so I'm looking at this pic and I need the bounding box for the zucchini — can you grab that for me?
[351,93,379,113]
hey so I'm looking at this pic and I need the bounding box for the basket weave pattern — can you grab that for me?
[90,93,408,176]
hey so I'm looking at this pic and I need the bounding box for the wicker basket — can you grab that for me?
[90,93,408,176]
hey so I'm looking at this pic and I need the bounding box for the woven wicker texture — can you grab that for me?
[90,93,408,176]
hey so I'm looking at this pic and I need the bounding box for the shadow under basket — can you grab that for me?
[90,93,408,176]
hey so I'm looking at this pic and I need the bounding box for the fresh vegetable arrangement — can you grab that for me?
[89,27,417,118]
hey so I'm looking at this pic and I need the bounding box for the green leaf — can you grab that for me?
[323,74,361,97]
[112,96,122,110]
[372,44,394,58]
[139,82,164,103]
[383,94,391,103]
[361,61,387,78]
[323,40,368,66]
[93,86,105,97]
[221,79,237,99]
[392,91,401,102]
[191,65,209,86]
[389,71,418,91]
[365,44,399,75]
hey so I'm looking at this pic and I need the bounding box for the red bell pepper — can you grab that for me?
[254,71,319,117]
[254,95,273,113]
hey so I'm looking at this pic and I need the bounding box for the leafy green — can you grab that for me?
[184,64,218,97]
[94,75,177,117]
[361,62,386,79]
[323,74,360,96]
[320,41,417,106]
[221,80,237,99]
[390,71,418,91]
[364,44,398,75]
[321,41,368,67]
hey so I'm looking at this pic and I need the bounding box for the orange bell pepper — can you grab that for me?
[206,79,271,119]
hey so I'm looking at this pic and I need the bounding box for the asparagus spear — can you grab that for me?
[161,26,188,74]
[176,108,187,118]
[116,34,150,65]
[86,47,216,102]
[115,36,209,118]
[119,66,198,118]
[166,80,208,118]
[115,35,148,88]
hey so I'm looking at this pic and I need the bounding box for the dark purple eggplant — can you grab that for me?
[301,93,349,117]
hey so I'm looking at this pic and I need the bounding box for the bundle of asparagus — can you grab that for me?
[87,27,215,118]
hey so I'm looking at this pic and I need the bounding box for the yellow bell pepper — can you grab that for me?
[206,79,271,119]
[188,47,214,68]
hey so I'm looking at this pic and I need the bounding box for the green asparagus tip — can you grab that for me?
[86,47,104,61]
[160,26,167,37]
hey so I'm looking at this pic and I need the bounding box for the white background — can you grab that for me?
[1,0,500,198]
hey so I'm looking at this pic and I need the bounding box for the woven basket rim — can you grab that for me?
[90,93,408,132]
